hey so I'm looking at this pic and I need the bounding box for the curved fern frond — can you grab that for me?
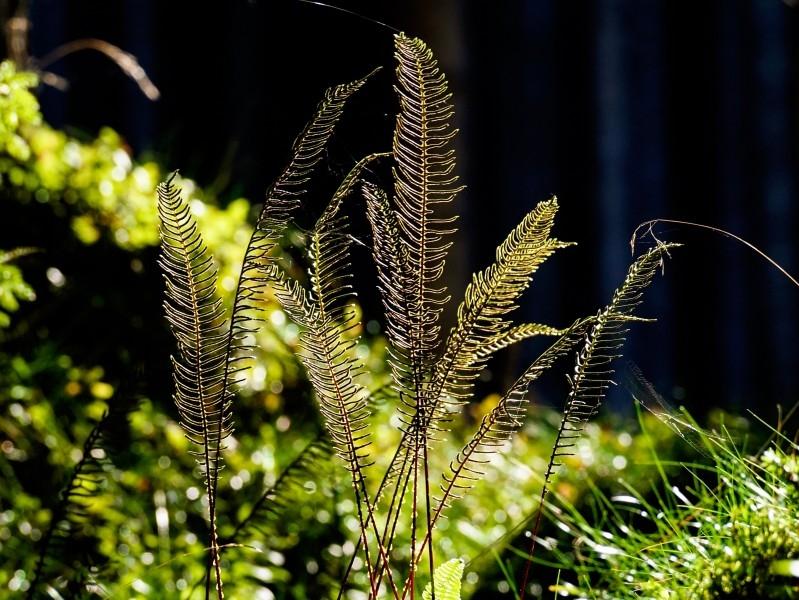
[377,197,571,593]
[305,214,371,470]
[363,182,416,412]
[518,242,679,597]
[434,318,590,519]
[225,434,333,545]
[474,323,566,361]
[27,403,130,599]
[318,153,390,227]
[382,200,570,498]
[431,198,572,424]
[158,178,231,599]
[225,70,381,412]
[265,172,400,595]
[544,243,679,485]
[260,67,382,226]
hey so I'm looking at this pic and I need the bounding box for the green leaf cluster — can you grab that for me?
[0,249,35,327]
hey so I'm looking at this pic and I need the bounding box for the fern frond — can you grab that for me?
[392,32,463,403]
[431,198,571,425]
[544,243,679,484]
[265,170,400,594]
[422,558,464,600]
[378,197,571,591]
[260,68,381,225]
[517,242,679,598]
[435,318,590,517]
[27,403,130,599]
[319,153,390,227]
[225,434,333,545]
[305,211,372,471]
[362,182,416,407]
[158,178,231,598]
[392,34,466,590]
[474,323,566,361]
[226,70,380,408]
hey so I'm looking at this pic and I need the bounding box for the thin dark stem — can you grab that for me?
[37,38,160,100]
[517,494,546,600]
[352,476,380,598]
[409,432,419,600]
[423,440,435,600]
[631,219,799,290]
[204,553,212,600]
[294,0,401,32]
[365,440,414,600]
[337,436,410,600]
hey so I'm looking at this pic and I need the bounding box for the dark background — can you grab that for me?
[7,0,799,417]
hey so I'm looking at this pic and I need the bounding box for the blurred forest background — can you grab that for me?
[7,0,799,413]
[1,0,799,597]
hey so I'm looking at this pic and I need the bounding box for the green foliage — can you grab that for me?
[543,409,799,599]
[0,58,313,598]
[0,248,36,327]
[0,61,41,161]
[423,558,464,600]
[0,59,251,296]
[0,33,751,600]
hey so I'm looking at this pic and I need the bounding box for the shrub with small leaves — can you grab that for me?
[0,248,35,327]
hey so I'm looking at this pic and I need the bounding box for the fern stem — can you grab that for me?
[632,218,799,290]
[423,440,436,600]
[517,498,546,600]
[349,437,413,600]
[174,196,223,600]
[410,433,419,600]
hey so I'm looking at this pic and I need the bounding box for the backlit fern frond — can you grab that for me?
[376,197,572,591]
[434,318,591,518]
[266,243,370,476]
[263,167,401,594]
[363,182,416,408]
[431,198,571,423]
[280,156,396,480]
[319,153,389,226]
[158,177,231,598]
[401,319,590,571]
[544,243,679,485]
[392,32,463,412]
[305,214,372,472]
[27,403,130,599]
[259,68,381,226]
[474,322,566,361]
[518,242,679,596]
[391,34,466,590]
[422,558,464,600]
[226,71,380,405]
